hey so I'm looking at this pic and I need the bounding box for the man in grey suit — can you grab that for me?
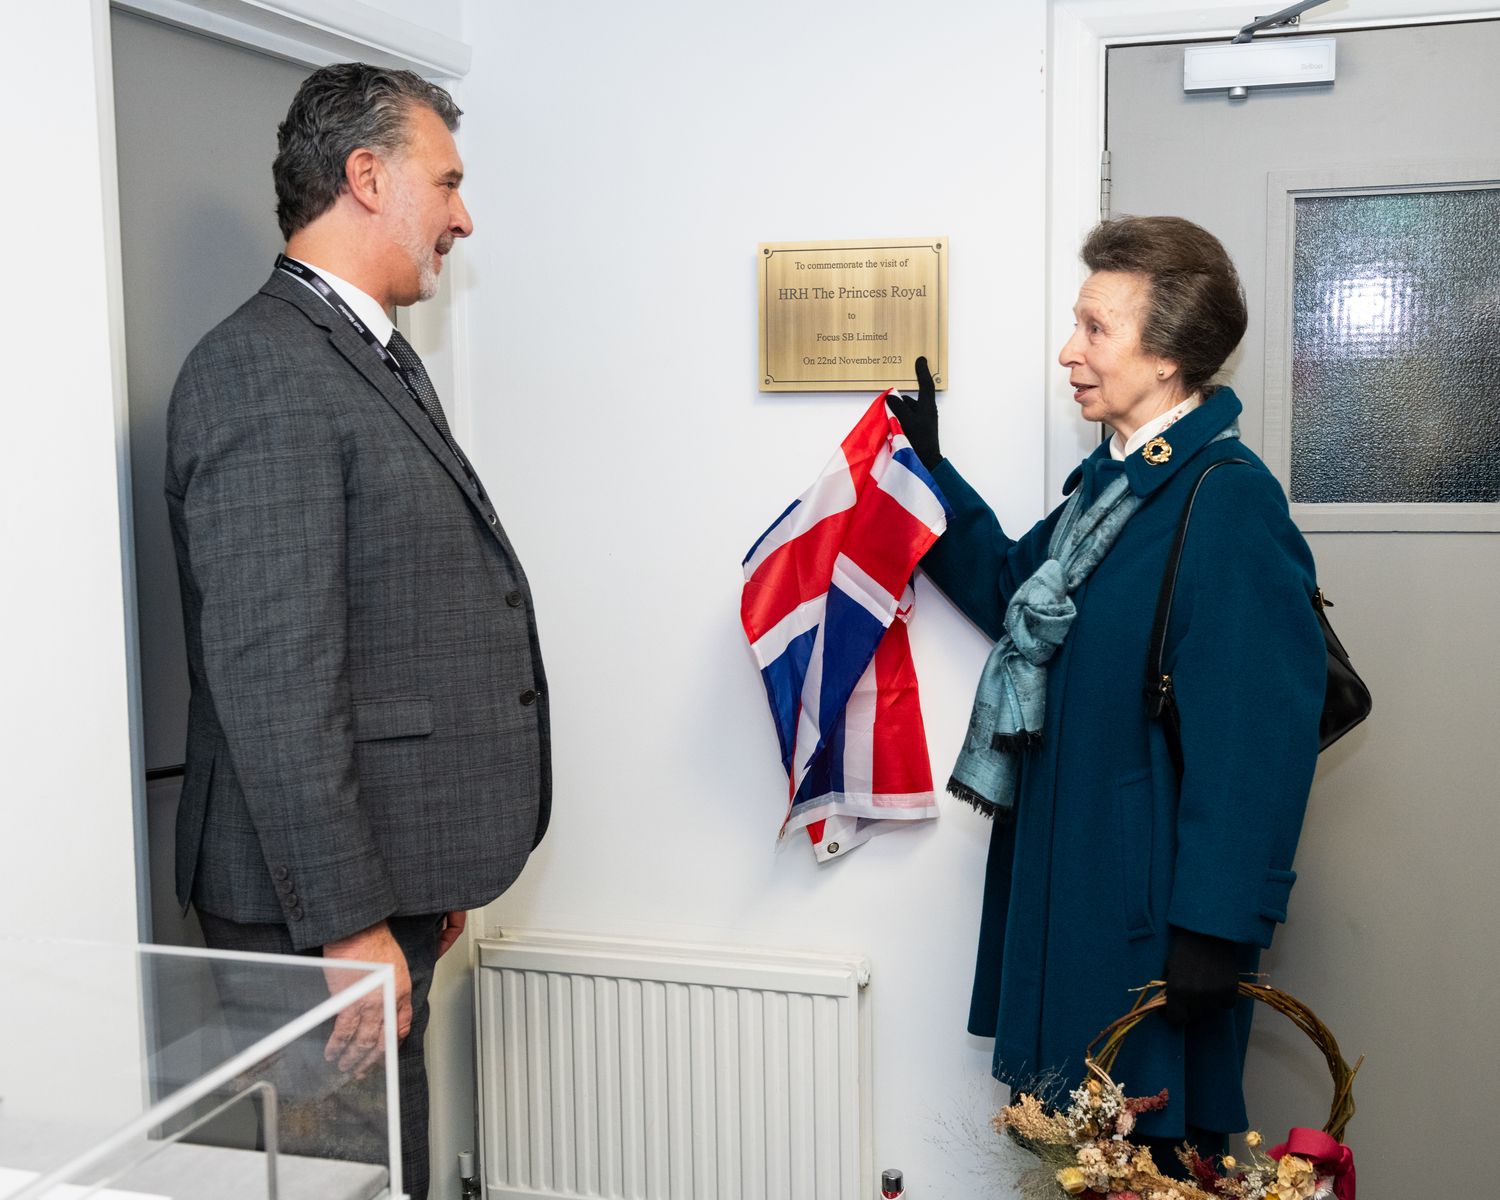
[166,63,549,1199]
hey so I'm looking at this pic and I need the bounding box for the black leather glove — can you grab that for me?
[885,355,941,469]
[1162,927,1241,1027]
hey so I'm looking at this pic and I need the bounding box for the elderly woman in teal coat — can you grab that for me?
[889,217,1325,1160]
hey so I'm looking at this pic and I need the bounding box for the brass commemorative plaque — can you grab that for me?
[758,237,947,392]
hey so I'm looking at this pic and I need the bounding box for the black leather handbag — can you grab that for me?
[1145,459,1373,773]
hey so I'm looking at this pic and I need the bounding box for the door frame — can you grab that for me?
[1044,0,1500,499]
[87,0,472,936]
[114,0,470,77]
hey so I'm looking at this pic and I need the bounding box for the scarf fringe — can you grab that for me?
[946,778,1013,823]
[990,730,1043,753]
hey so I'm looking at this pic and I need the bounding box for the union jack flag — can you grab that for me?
[741,394,951,862]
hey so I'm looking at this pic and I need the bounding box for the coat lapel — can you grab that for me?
[1120,387,1244,498]
[1059,389,1246,504]
[260,271,493,525]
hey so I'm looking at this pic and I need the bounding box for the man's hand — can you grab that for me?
[1162,927,1241,1027]
[437,910,467,958]
[885,355,942,469]
[322,919,413,1078]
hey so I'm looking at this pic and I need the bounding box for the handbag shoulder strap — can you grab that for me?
[1144,457,1253,717]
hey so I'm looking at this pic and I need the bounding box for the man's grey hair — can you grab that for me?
[273,62,462,241]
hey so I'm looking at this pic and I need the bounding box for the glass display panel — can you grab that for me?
[1289,187,1500,504]
[0,940,397,1200]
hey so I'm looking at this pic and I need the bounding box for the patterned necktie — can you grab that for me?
[386,328,454,442]
[385,329,487,502]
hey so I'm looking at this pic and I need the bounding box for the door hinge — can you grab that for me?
[1099,149,1113,222]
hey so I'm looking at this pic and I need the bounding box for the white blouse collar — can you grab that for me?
[1110,393,1202,461]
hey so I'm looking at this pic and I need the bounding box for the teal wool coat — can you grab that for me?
[922,389,1324,1136]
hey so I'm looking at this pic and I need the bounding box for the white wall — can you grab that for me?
[0,6,474,937]
[13,2,1490,1194]
[1,1,1051,1191]
[358,0,461,39]
[0,3,139,944]
[0,4,480,1194]
[457,3,1050,1193]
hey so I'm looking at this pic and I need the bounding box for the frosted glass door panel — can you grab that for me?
[1290,187,1500,505]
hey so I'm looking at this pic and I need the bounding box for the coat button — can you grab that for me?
[519,689,537,706]
[276,878,294,894]
[506,590,523,608]
[283,892,299,907]
[273,866,290,881]
[287,907,304,922]
[487,512,498,526]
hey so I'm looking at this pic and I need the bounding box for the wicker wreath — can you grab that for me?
[996,981,1362,1200]
[1089,981,1359,1142]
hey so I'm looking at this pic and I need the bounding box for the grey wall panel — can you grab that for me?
[1106,23,1500,1190]
[112,8,309,941]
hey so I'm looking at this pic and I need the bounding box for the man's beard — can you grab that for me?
[390,187,451,302]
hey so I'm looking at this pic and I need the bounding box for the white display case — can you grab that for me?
[0,939,400,1199]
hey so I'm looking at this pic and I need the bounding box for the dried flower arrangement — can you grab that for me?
[994,983,1360,1200]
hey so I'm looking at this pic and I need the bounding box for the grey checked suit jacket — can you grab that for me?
[166,270,550,950]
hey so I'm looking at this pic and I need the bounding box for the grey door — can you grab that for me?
[112,8,309,945]
[1107,22,1500,1191]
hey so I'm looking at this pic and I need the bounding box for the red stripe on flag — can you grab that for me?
[742,397,901,641]
[839,485,945,599]
[871,616,935,794]
[741,508,853,640]
[838,397,895,490]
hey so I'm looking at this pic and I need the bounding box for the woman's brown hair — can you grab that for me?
[1081,216,1248,395]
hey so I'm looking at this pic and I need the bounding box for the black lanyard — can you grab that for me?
[275,255,425,403]
[276,255,486,500]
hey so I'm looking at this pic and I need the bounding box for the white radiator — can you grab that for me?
[474,931,872,1200]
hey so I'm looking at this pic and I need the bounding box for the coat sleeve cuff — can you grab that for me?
[1167,865,1297,949]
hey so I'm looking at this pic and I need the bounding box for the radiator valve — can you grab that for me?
[458,1150,480,1199]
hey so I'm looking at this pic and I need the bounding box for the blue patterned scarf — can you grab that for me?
[947,424,1236,818]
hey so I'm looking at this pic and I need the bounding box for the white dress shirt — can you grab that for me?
[286,258,395,346]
